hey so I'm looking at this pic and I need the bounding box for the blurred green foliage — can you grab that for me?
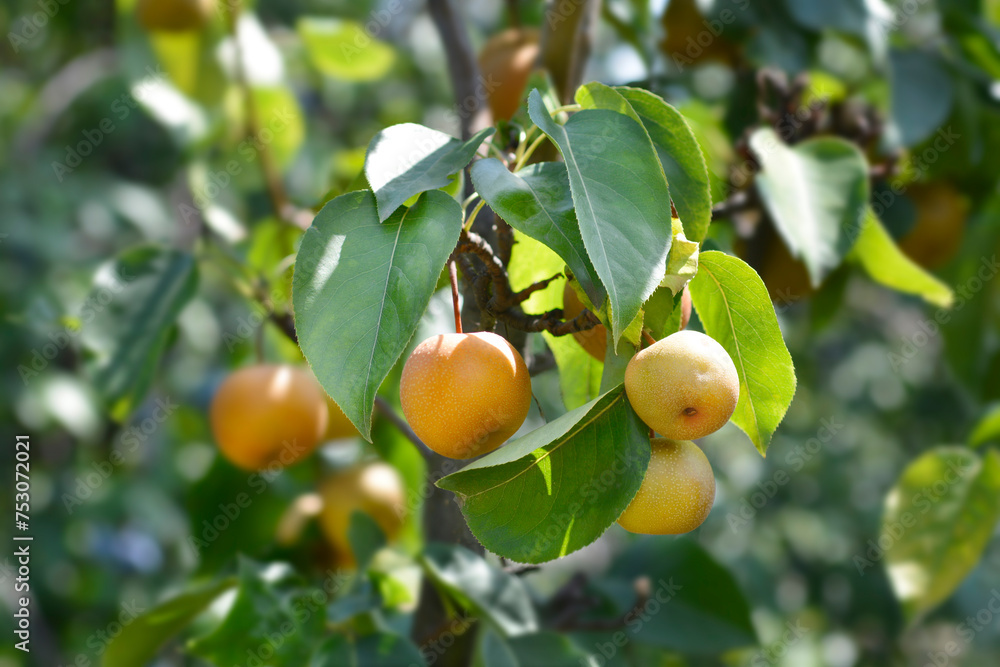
[3,0,1000,666]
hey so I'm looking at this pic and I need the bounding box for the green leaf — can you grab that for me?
[544,332,603,411]
[470,158,604,306]
[348,511,387,572]
[749,128,870,286]
[688,251,796,455]
[310,632,425,667]
[251,85,305,169]
[601,538,757,654]
[848,207,954,308]
[503,231,602,411]
[422,543,539,636]
[364,124,494,221]
[507,633,599,666]
[293,190,462,440]
[882,446,1000,623]
[103,577,236,667]
[437,385,649,563]
[588,84,713,242]
[82,245,198,421]
[644,287,681,340]
[661,218,699,294]
[970,405,1000,447]
[784,0,890,65]
[890,49,955,147]
[527,89,672,345]
[189,559,325,665]
[477,629,520,667]
[297,18,396,82]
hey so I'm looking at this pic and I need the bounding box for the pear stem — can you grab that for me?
[642,330,657,348]
[449,259,463,334]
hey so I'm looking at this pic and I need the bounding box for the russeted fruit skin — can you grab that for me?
[563,282,607,361]
[400,332,531,459]
[318,463,404,567]
[625,330,739,440]
[479,28,540,121]
[324,395,359,440]
[899,182,968,268]
[137,0,215,32]
[210,364,328,470]
[618,438,715,534]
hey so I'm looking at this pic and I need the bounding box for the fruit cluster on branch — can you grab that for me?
[454,226,602,335]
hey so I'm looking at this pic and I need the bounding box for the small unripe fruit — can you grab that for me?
[678,286,692,331]
[137,0,215,32]
[899,182,968,269]
[618,438,715,534]
[625,330,739,440]
[563,282,607,361]
[479,28,540,121]
[324,395,359,440]
[400,332,531,459]
[318,463,405,567]
[759,236,814,304]
[210,364,328,470]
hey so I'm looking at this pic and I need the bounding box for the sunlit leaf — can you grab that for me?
[577,83,713,243]
[422,543,538,636]
[82,245,198,421]
[688,251,796,455]
[103,578,236,667]
[365,123,493,221]
[970,405,1000,447]
[749,128,869,286]
[504,231,603,411]
[251,85,305,169]
[470,158,604,306]
[293,190,462,439]
[849,207,954,308]
[189,559,325,665]
[528,89,672,346]
[881,446,1000,623]
[438,385,649,563]
[298,17,396,82]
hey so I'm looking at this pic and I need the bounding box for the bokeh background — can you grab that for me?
[3,0,1000,665]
